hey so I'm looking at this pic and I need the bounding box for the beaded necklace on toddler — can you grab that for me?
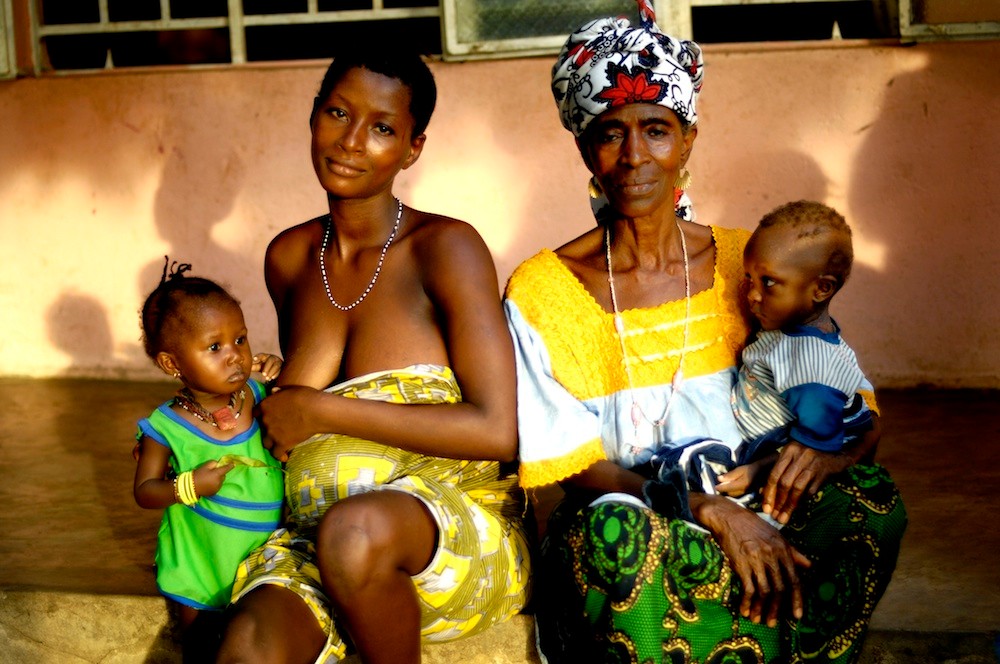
[605,219,691,432]
[174,387,246,432]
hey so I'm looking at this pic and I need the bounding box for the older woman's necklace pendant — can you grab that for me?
[630,401,642,429]
[607,222,691,433]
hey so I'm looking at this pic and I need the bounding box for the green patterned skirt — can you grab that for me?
[535,463,907,664]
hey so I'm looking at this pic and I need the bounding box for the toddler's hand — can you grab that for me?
[715,455,776,497]
[252,353,283,383]
[715,464,756,496]
[193,459,234,498]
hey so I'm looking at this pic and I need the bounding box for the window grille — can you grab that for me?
[441,0,887,59]
[441,0,642,60]
[899,0,1000,40]
[27,0,440,73]
[1,0,14,79]
[9,0,998,75]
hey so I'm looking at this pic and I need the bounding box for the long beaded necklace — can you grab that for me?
[174,387,246,431]
[606,219,691,432]
[319,198,403,311]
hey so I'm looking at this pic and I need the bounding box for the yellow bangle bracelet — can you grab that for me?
[186,471,198,506]
[178,472,189,505]
[177,472,189,505]
[185,472,196,506]
[176,471,198,506]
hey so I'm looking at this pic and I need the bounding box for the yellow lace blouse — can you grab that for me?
[504,226,752,489]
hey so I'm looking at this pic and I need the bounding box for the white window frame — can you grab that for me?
[898,0,1000,40]
[440,0,875,60]
[13,0,1000,75]
[440,0,680,60]
[25,0,439,74]
[1,0,15,79]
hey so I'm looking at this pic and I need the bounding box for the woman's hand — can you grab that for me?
[762,441,853,525]
[257,385,323,462]
[693,494,811,627]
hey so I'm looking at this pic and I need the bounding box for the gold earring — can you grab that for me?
[588,177,603,199]
[674,168,692,190]
[172,371,181,379]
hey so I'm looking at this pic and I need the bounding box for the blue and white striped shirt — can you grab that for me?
[732,323,872,453]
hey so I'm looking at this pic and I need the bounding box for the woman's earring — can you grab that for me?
[588,176,603,199]
[674,168,692,191]
[172,371,181,379]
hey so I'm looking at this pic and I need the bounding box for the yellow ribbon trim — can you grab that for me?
[519,437,607,489]
[859,389,880,417]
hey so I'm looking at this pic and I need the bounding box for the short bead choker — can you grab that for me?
[319,198,403,311]
[174,387,246,431]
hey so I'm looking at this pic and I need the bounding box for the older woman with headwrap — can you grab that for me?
[503,2,907,662]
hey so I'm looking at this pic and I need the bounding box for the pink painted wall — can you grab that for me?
[1,39,997,387]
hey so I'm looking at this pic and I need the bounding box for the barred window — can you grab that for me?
[899,0,1000,40]
[2,0,996,78]
[27,0,440,72]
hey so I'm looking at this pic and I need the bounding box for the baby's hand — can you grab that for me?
[715,454,776,497]
[715,464,757,497]
[252,353,283,383]
[193,459,234,498]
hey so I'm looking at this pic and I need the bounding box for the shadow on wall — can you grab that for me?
[34,80,259,378]
[846,42,1000,387]
[709,148,831,230]
[424,59,595,283]
[46,292,117,375]
[0,76,162,377]
[135,113,252,364]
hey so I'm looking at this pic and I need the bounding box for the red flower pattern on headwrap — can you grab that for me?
[552,14,703,137]
[551,1,704,222]
[595,69,663,107]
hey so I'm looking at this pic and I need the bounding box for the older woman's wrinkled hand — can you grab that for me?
[762,440,854,525]
[256,385,323,462]
[693,494,811,627]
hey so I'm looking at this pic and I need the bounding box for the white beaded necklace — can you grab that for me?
[606,219,691,432]
[319,198,402,311]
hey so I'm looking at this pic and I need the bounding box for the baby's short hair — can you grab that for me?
[758,200,854,288]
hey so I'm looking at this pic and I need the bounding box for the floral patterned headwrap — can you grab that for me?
[552,1,705,220]
[552,0,704,136]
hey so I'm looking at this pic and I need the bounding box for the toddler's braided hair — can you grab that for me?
[140,256,238,359]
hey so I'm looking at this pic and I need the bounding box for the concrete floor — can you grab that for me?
[0,378,998,661]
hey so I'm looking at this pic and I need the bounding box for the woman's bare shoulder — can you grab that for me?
[265,215,326,285]
[681,220,717,256]
[554,226,604,273]
[405,208,490,257]
[268,215,326,253]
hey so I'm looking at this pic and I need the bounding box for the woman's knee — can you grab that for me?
[317,502,382,590]
[216,606,262,664]
[217,586,322,664]
[316,492,436,596]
